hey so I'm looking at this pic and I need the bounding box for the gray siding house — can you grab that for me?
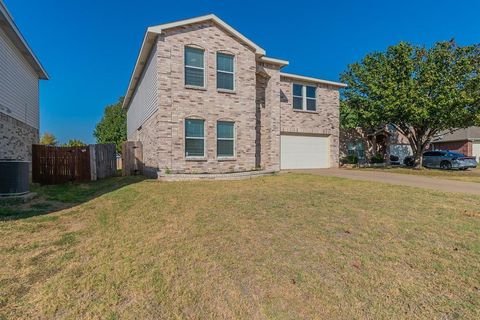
[0,0,48,161]
[124,14,345,175]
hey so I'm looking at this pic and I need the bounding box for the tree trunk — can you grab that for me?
[413,139,422,168]
[413,137,433,169]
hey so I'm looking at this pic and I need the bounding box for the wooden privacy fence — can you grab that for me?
[122,141,143,176]
[32,144,117,184]
[90,144,117,180]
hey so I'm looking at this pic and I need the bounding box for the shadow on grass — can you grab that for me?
[0,176,145,221]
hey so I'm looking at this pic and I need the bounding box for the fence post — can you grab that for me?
[89,145,97,181]
[122,141,143,176]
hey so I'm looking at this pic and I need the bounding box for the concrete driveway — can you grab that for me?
[291,168,480,196]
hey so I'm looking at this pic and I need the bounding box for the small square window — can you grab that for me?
[292,84,316,111]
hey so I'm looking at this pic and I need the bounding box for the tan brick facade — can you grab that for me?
[279,77,340,167]
[128,19,342,175]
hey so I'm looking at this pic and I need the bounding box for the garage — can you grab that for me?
[280,134,330,169]
[473,142,480,162]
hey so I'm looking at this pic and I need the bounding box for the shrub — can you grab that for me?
[370,154,385,164]
[341,155,359,164]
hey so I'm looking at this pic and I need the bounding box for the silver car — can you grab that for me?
[422,151,478,170]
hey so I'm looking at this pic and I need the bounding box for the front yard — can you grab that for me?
[351,167,480,183]
[1,174,479,319]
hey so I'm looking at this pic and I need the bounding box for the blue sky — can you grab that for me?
[5,0,480,144]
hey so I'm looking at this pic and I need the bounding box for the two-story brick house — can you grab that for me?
[123,14,345,176]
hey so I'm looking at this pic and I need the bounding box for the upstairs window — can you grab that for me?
[185,47,205,87]
[292,84,316,111]
[217,53,234,90]
[293,84,303,110]
[217,121,235,157]
[185,119,205,157]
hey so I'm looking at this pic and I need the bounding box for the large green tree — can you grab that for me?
[341,40,480,166]
[93,97,126,153]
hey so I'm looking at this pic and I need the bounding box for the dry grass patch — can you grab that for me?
[1,174,479,319]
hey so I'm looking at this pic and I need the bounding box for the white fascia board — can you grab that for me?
[280,72,347,88]
[258,56,289,66]
[0,0,48,79]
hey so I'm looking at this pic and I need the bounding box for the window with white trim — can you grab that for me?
[347,142,365,159]
[292,84,316,111]
[185,119,205,157]
[185,47,205,87]
[217,53,234,90]
[217,121,235,157]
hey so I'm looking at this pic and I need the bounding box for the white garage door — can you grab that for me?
[473,142,480,162]
[280,134,330,169]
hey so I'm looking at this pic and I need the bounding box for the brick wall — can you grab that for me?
[279,77,340,167]
[0,111,39,161]
[433,140,472,156]
[133,22,257,174]
[256,63,281,171]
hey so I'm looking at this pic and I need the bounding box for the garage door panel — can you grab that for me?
[280,134,330,169]
[473,142,480,162]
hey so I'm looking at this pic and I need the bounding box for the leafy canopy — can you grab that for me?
[93,97,126,153]
[341,40,480,160]
[63,139,87,147]
[39,132,58,146]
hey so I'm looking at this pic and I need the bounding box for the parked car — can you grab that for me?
[404,151,478,170]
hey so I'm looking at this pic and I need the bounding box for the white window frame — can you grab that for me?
[216,121,235,158]
[347,141,365,159]
[293,84,317,111]
[185,119,206,158]
[184,46,205,88]
[216,52,235,91]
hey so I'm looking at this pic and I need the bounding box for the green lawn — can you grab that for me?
[352,167,480,183]
[1,174,479,319]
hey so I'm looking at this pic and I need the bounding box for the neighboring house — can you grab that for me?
[0,0,48,161]
[431,127,480,162]
[123,14,345,176]
[340,125,412,164]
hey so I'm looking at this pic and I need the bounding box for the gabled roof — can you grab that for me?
[123,14,287,109]
[149,14,265,55]
[433,126,480,143]
[0,0,48,79]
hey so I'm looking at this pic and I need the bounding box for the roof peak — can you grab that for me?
[147,14,265,55]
